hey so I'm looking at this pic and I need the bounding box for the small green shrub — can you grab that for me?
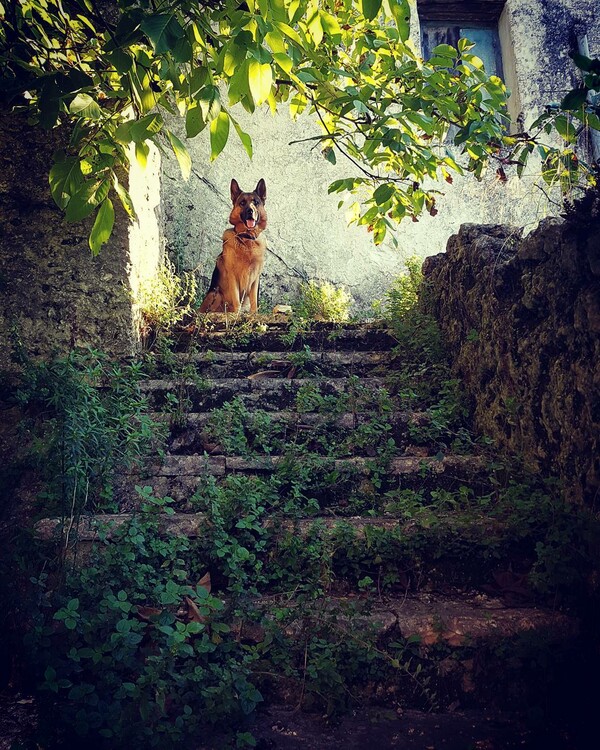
[384,257,444,366]
[295,280,352,322]
[135,258,198,338]
[13,348,161,515]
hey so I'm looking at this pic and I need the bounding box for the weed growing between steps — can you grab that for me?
[8,348,163,517]
[293,280,352,323]
[135,259,198,347]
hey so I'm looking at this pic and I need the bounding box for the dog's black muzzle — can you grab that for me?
[241,205,258,223]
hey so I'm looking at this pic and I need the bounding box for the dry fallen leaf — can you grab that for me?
[184,596,207,624]
[136,605,163,621]
[197,572,211,593]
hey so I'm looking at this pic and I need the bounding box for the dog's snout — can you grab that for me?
[242,204,258,227]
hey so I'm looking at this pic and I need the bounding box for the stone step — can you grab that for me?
[29,504,548,603]
[35,510,501,543]
[261,592,577,647]
[145,349,397,379]
[33,510,536,599]
[135,453,485,478]
[244,593,579,713]
[160,410,430,454]
[194,314,385,329]
[171,322,397,352]
[116,453,488,507]
[139,376,397,412]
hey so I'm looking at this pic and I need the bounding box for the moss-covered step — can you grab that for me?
[113,453,488,507]
[170,322,397,352]
[138,376,429,412]
[144,349,398,379]
[159,409,431,455]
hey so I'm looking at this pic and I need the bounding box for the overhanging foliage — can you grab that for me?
[1,0,598,252]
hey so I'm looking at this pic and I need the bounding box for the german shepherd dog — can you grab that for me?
[199,178,267,314]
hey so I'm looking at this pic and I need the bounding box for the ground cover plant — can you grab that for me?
[135,258,198,345]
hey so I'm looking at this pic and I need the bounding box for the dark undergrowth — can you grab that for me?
[0,265,598,748]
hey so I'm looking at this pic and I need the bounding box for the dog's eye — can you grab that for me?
[239,199,246,206]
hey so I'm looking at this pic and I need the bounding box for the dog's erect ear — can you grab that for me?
[255,178,267,203]
[230,179,241,204]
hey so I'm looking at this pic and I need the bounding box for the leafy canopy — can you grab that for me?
[1,0,598,252]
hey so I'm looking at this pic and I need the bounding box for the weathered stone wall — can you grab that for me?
[161,0,599,311]
[422,207,600,504]
[0,112,161,370]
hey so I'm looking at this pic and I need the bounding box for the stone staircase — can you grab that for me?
[36,314,580,742]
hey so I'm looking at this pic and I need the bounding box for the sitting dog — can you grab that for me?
[199,178,267,314]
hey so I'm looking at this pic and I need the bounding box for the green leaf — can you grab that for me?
[167,131,191,180]
[290,92,307,118]
[115,113,163,144]
[323,146,336,164]
[186,104,206,138]
[107,48,133,74]
[561,88,588,111]
[172,35,193,64]
[69,93,102,120]
[210,112,230,160]
[38,79,61,130]
[188,67,208,98]
[570,52,599,73]
[320,11,341,37]
[432,43,457,58]
[247,60,273,106]
[135,141,149,169]
[273,21,303,46]
[307,11,323,47]
[89,198,115,255]
[65,179,110,221]
[362,0,382,21]
[197,85,221,123]
[554,115,576,142]
[231,117,253,159]
[388,0,411,41]
[130,113,163,142]
[113,177,136,219]
[49,156,84,210]
[373,183,395,204]
[272,53,294,75]
[141,13,185,54]
[586,112,600,131]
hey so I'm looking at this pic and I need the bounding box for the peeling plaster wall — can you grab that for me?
[0,113,161,370]
[161,0,599,311]
[503,0,599,126]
